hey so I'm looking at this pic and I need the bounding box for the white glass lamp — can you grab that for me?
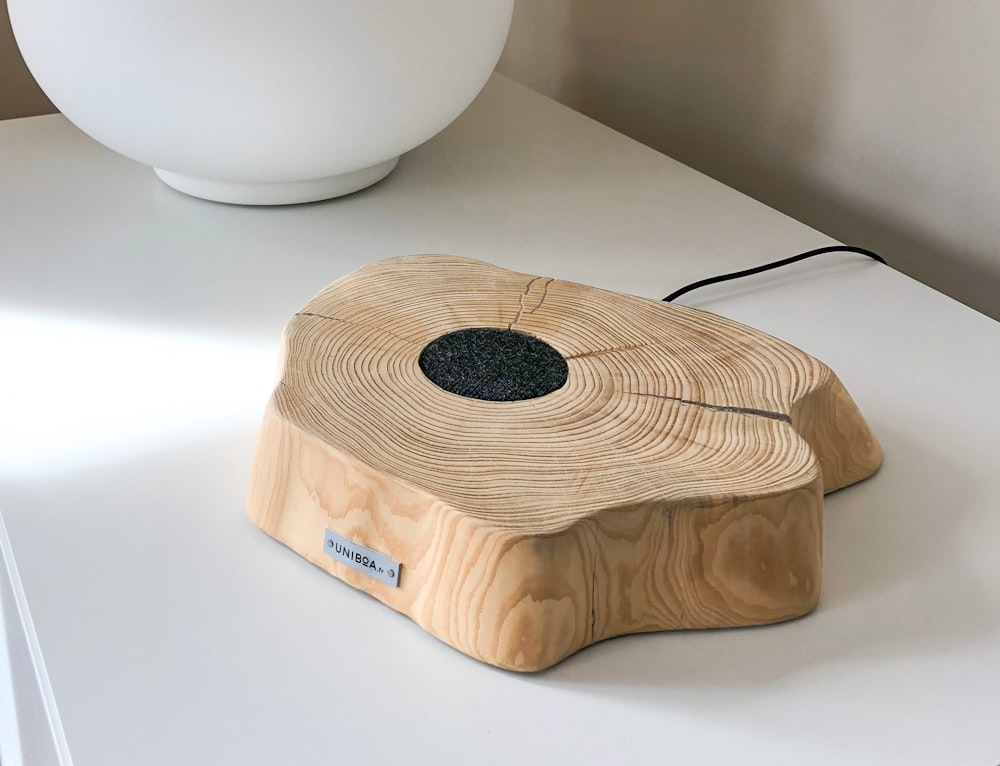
[9,0,514,204]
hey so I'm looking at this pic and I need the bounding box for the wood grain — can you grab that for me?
[247,255,881,671]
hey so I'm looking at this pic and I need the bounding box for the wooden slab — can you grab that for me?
[247,255,882,671]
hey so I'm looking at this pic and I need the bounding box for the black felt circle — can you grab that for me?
[418,328,569,402]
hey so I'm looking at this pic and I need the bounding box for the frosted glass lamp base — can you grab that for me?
[154,157,399,205]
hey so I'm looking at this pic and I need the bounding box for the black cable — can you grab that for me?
[662,245,887,303]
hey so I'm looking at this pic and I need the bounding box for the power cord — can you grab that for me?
[662,245,887,303]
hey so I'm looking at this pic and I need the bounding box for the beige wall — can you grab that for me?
[0,0,54,119]
[499,0,1000,319]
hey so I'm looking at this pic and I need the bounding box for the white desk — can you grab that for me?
[2,75,999,766]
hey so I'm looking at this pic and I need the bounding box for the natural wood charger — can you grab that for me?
[248,255,881,671]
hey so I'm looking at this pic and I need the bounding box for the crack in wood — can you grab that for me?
[533,278,553,315]
[565,343,650,360]
[508,276,554,330]
[629,390,792,423]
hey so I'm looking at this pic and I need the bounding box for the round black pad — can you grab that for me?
[418,328,569,402]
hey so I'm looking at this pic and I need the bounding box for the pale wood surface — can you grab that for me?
[247,255,881,671]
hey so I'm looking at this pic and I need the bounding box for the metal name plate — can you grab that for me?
[324,529,400,587]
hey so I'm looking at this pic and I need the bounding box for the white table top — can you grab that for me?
[2,74,999,766]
